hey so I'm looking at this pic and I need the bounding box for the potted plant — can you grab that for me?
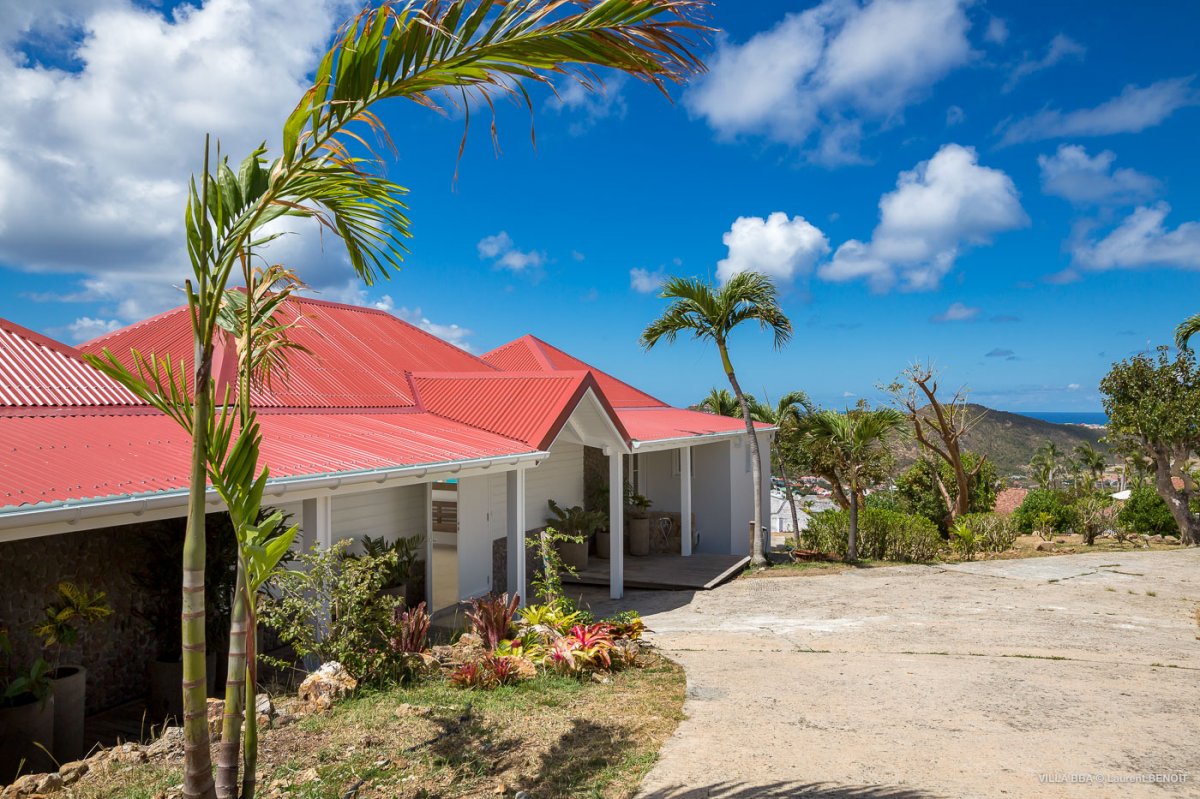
[33,582,111,763]
[546,500,606,570]
[0,628,55,782]
[355,534,426,607]
[626,492,652,556]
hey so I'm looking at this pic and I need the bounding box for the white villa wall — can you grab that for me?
[640,450,682,514]
[524,438,584,530]
[329,484,427,551]
[692,441,732,555]
[455,475,495,599]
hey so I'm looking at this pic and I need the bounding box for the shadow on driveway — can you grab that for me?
[640,781,941,798]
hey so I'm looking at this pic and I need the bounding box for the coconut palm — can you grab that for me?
[642,272,793,566]
[795,407,906,561]
[698,387,746,417]
[1176,313,1200,349]
[751,392,813,539]
[1074,442,1107,490]
[86,3,711,798]
[1030,442,1061,490]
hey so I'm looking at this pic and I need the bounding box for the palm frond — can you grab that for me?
[1176,312,1200,350]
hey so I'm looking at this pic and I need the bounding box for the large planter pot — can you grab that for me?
[0,693,55,783]
[594,531,610,559]
[628,517,650,556]
[556,536,589,571]
[49,666,86,763]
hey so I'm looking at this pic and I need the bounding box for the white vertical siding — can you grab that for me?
[524,439,584,530]
[693,440,733,554]
[640,449,682,514]
[329,484,428,552]
[456,474,496,599]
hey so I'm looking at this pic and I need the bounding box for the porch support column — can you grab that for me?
[608,450,624,599]
[680,445,692,557]
[302,495,333,671]
[424,482,434,608]
[507,468,527,606]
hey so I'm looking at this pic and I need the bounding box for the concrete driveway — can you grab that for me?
[587,549,1200,799]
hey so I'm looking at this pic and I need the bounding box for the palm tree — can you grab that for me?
[87,3,711,798]
[796,407,906,561]
[698,387,746,417]
[751,392,812,540]
[642,273,793,566]
[1074,442,1107,490]
[1176,313,1200,349]
[1030,442,1061,490]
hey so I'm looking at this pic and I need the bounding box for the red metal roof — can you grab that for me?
[0,410,536,509]
[617,407,760,443]
[81,296,496,409]
[413,371,609,450]
[0,317,141,410]
[481,335,669,409]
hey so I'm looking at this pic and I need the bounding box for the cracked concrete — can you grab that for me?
[584,549,1200,799]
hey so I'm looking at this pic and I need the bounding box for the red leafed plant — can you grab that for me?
[451,655,523,690]
[451,661,488,689]
[391,601,431,654]
[549,623,615,673]
[465,592,520,649]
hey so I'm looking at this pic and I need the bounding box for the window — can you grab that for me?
[625,453,641,492]
[671,448,694,478]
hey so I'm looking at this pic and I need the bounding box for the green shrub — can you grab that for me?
[1012,489,1077,535]
[895,453,998,529]
[958,512,1018,553]
[1118,485,1178,536]
[803,508,940,563]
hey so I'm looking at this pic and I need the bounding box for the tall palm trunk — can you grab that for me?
[721,342,766,566]
[781,465,800,542]
[847,488,860,562]
[183,141,217,799]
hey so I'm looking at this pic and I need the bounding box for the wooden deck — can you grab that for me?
[566,553,748,591]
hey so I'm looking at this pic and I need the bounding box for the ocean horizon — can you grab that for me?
[1012,411,1108,426]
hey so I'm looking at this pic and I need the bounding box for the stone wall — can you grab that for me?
[583,445,609,513]
[0,520,181,714]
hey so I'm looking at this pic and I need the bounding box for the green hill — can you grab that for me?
[895,403,1107,477]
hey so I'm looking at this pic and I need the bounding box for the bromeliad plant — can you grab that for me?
[83,2,710,797]
[465,593,521,650]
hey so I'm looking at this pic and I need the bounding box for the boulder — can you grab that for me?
[432,633,486,667]
[207,698,225,741]
[1035,542,1055,552]
[58,760,89,786]
[147,727,186,760]
[34,773,63,794]
[298,662,357,713]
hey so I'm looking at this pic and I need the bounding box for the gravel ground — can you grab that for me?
[584,549,1200,799]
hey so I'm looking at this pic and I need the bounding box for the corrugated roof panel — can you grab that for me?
[0,318,142,408]
[412,372,587,449]
[80,296,497,409]
[481,335,668,409]
[0,411,536,509]
[618,407,767,443]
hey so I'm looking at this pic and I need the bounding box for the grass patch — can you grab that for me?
[73,653,685,799]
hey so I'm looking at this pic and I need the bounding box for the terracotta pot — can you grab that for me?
[628,517,650,556]
[595,531,610,559]
[49,666,86,763]
[0,692,55,783]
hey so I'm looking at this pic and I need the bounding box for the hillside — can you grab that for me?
[895,403,1107,477]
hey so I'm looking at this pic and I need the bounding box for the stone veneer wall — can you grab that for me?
[583,445,609,513]
[0,520,181,714]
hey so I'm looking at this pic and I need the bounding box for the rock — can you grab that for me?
[297,767,320,783]
[34,773,63,794]
[147,727,186,759]
[7,774,41,797]
[255,693,274,718]
[114,743,148,765]
[1150,534,1165,543]
[273,712,298,728]
[589,672,612,685]
[515,792,531,799]
[1035,542,1055,552]
[394,703,433,719]
[207,698,225,741]
[510,657,538,681]
[58,760,89,785]
[298,662,357,713]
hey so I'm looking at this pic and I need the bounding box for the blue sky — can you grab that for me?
[2,1,1198,412]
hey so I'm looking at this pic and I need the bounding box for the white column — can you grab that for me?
[315,495,332,548]
[301,498,319,551]
[424,482,434,608]
[507,468,527,606]
[680,445,692,557]
[608,451,624,599]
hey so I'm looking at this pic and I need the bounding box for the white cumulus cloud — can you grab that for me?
[999,77,1198,145]
[322,281,473,350]
[0,0,356,322]
[820,144,1027,292]
[64,316,123,343]
[629,268,667,294]
[1072,203,1200,272]
[1038,144,1159,206]
[716,212,830,285]
[477,231,545,276]
[685,0,973,164]
[931,302,980,323]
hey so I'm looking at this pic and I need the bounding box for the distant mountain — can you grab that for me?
[894,403,1107,477]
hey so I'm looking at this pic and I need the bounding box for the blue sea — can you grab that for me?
[1014,411,1108,426]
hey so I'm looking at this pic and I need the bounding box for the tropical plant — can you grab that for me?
[391,602,431,655]
[795,406,907,561]
[1176,312,1200,350]
[517,602,583,637]
[353,534,424,589]
[950,522,978,561]
[546,500,607,539]
[603,610,647,641]
[526,526,584,607]
[1117,485,1178,537]
[1075,494,1114,545]
[1029,442,1062,491]
[894,453,998,532]
[803,508,940,563]
[957,512,1018,553]
[641,272,793,566]
[885,363,990,528]
[697,387,746,417]
[0,629,51,706]
[451,654,525,690]
[1012,489,1077,536]
[465,593,521,650]
[1101,345,1200,544]
[82,1,711,794]
[32,582,112,672]
[750,391,813,538]
[548,624,615,674]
